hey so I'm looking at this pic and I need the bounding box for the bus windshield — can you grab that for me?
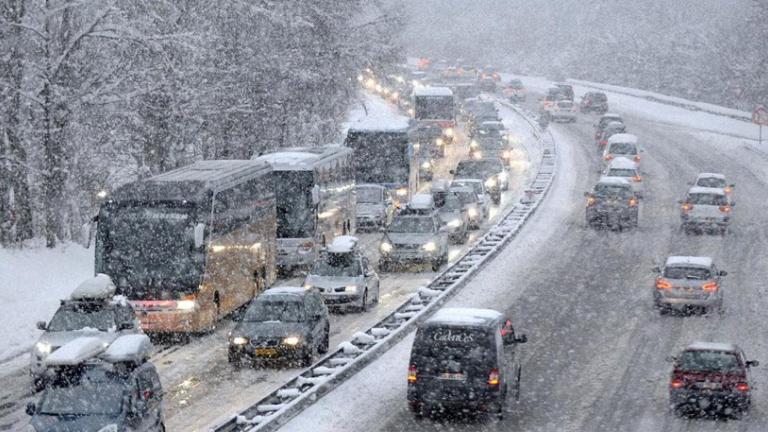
[275,171,314,239]
[415,96,453,121]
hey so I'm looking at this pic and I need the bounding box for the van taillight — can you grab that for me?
[736,382,750,392]
[488,368,500,386]
[719,205,731,213]
[408,365,417,383]
[702,281,719,292]
[670,378,684,389]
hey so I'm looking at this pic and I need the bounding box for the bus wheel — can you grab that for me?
[210,293,220,333]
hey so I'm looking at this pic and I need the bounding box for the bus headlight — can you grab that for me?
[485,178,497,188]
[473,151,483,160]
[345,285,358,293]
[422,241,437,252]
[395,188,408,197]
[231,337,249,345]
[444,128,454,138]
[283,336,301,346]
[447,219,462,228]
[380,241,393,253]
[176,300,197,310]
[421,161,432,170]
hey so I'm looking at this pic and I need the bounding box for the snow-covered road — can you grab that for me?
[279,91,768,431]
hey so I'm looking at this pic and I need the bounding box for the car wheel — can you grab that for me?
[302,342,315,367]
[359,289,369,312]
[431,259,442,272]
[318,324,330,354]
[378,260,389,272]
[491,195,501,205]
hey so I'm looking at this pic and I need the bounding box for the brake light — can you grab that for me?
[670,378,685,389]
[488,368,500,386]
[736,382,750,392]
[632,175,642,182]
[681,203,693,213]
[719,205,731,213]
[656,278,672,290]
[628,197,638,207]
[633,155,641,162]
[408,365,417,383]
[724,186,733,193]
[586,196,597,206]
[599,140,607,147]
[702,281,719,292]
[299,241,314,252]
[604,154,613,161]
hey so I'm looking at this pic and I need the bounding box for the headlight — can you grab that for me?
[345,285,358,293]
[421,161,432,169]
[395,188,408,197]
[380,241,393,253]
[473,152,482,159]
[470,140,479,149]
[283,336,300,346]
[447,219,462,228]
[485,178,497,188]
[467,207,479,218]
[303,283,313,290]
[502,150,512,158]
[35,342,51,355]
[444,127,454,137]
[176,300,196,310]
[231,337,249,345]
[436,138,445,146]
[422,241,437,252]
[97,425,118,432]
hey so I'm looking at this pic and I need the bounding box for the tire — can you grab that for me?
[302,342,315,367]
[359,289,369,312]
[431,258,443,272]
[228,350,243,366]
[318,324,330,354]
[491,194,501,205]
[515,366,522,401]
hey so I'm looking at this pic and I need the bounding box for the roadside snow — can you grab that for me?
[343,92,411,132]
[0,242,93,362]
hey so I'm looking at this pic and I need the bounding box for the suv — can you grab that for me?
[407,308,527,419]
[304,236,380,312]
[585,177,639,230]
[228,287,330,367]
[680,187,733,234]
[355,183,393,231]
[580,91,608,114]
[602,134,641,166]
[26,334,164,432]
[668,342,758,417]
[653,256,726,315]
[379,213,449,272]
[31,275,140,391]
[432,189,470,244]
[453,159,508,204]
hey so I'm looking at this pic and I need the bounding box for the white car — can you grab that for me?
[603,157,643,197]
[692,172,734,201]
[680,186,733,234]
[602,133,640,166]
[451,179,491,221]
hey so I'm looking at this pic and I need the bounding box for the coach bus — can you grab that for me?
[255,145,355,272]
[413,86,456,143]
[94,160,277,333]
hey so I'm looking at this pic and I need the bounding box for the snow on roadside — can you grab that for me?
[0,242,94,362]
[343,92,411,133]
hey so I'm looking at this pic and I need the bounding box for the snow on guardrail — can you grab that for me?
[210,97,556,432]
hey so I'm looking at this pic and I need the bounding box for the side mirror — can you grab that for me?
[194,223,206,249]
[746,360,759,367]
[26,402,36,416]
[651,266,661,274]
[312,185,321,205]
[719,270,728,276]
[36,321,47,330]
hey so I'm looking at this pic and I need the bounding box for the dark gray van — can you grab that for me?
[407,308,527,419]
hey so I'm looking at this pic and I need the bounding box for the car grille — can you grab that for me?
[318,286,347,293]
[250,339,280,348]
[395,243,422,250]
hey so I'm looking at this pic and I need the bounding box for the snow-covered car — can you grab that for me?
[692,172,734,201]
[585,176,639,230]
[668,342,758,417]
[451,179,491,224]
[680,186,733,234]
[602,133,641,166]
[30,274,141,391]
[546,99,577,123]
[433,190,470,244]
[469,137,513,166]
[355,184,393,231]
[453,158,508,203]
[228,287,330,367]
[26,334,164,432]
[579,91,608,114]
[595,121,627,150]
[304,236,380,312]
[379,213,449,272]
[594,113,624,140]
[603,156,643,197]
[407,308,527,420]
[502,78,526,102]
[653,256,726,315]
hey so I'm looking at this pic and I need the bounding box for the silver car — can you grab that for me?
[304,236,380,312]
[680,186,733,234]
[451,179,491,226]
[30,275,140,391]
[602,157,644,197]
[379,213,449,272]
[355,184,393,231]
[433,190,470,244]
[653,256,726,315]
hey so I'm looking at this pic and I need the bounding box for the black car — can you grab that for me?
[554,83,574,101]
[580,91,608,114]
[594,113,624,139]
[228,287,330,367]
[585,177,639,230]
[407,308,527,419]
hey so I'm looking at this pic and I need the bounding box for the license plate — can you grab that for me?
[701,382,720,390]
[439,372,466,381]
[255,348,278,357]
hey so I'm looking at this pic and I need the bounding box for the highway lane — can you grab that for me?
[281,101,768,432]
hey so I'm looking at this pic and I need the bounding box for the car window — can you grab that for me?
[593,183,633,198]
[663,266,711,280]
[687,193,727,206]
[608,143,637,154]
[244,298,306,322]
[412,327,496,376]
[441,194,464,211]
[680,350,741,372]
[388,216,435,233]
[607,168,636,177]
[696,177,726,188]
[48,307,117,332]
[39,379,124,416]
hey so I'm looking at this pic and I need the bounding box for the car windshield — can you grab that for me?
[48,307,116,332]
[593,183,633,198]
[453,190,478,204]
[441,194,464,211]
[664,266,712,280]
[507,80,523,89]
[607,168,636,177]
[687,193,727,206]
[680,350,741,373]
[592,93,607,101]
[453,181,482,195]
[608,143,637,155]
[599,118,623,129]
[388,217,434,233]
[477,139,506,150]
[39,380,124,416]
[476,128,502,139]
[356,188,382,204]
[311,253,361,277]
[696,177,726,188]
[455,160,501,177]
[244,298,306,322]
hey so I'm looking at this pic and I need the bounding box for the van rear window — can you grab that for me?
[412,328,495,374]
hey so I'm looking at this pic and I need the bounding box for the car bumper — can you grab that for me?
[655,295,721,308]
[381,250,438,264]
[135,308,212,333]
[682,217,729,227]
[587,209,637,222]
[229,343,308,362]
[321,292,361,307]
[408,386,501,411]
[551,112,576,120]
[670,389,750,410]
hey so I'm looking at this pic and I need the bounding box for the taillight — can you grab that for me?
[724,186,733,193]
[632,175,642,182]
[736,382,750,392]
[604,154,613,161]
[407,365,417,383]
[599,140,607,146]
[656,278,672,290]
[681,203,693,213]
[719,205,731,213]
[702,281,719,292]
[670,378,685,389]
[298,241,314,252]
[628,197,638,207]
[633,155,641,162]
[488,368,500,386]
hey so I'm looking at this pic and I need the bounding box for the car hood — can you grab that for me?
[233,321,310,339]
[31,414,120,432]
[386,233,435,245]
[37,330,119,351]
[306,275,363,289]
[356,203,385,217]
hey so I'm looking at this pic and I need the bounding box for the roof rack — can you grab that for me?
[44,334,153,368]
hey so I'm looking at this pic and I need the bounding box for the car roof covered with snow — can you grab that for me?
[70,274,116,300]
[607,133,638,144]
[413,86,453,97]
[408,193,435,210]
[479,120,504,128]
[326,236,359,253]
[607,157,638,170]
[425,307,502,327]
[597,176,632,187]
[685,341,738,353]
[665,256,713,268]
[696,172,726,180]
[687,186,725,196]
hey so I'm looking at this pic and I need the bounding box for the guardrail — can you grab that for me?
[210,97,556,432]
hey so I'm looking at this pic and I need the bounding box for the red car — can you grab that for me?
[669,342,759,417]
